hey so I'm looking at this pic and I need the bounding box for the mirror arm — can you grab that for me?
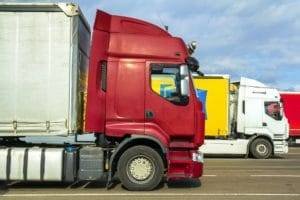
[196,71,204,76]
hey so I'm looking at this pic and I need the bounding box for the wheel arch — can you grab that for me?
[108,135,167,183]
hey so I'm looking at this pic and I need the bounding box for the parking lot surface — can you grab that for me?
[1,147,300,200]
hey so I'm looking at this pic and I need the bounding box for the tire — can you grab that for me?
[0,181,6,190]
[250,138,272,159]
[287,137,295,146]
[117,145,164,191]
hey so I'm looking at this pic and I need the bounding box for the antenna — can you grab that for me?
[156,10,168,32]
[72,0,80,5]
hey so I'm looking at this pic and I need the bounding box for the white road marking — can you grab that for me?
[208,166,300,169]
[206,158,300,161]
[203,174,300,177]
[287,153,300,155]
[1,193,300,197]
[251,175,300,178]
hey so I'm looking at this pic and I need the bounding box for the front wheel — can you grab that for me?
[117,145,164,191]
[250,138,272,159]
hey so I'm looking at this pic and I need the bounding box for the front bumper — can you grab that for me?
[167,149,204,179]
[273,140,289,155]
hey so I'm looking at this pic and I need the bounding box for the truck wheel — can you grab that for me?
[117,145,164,191]
[288,137,294,146]
[250,138,272,159]
[0,181,6,189]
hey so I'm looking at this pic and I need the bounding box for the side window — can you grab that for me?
[265,101,282,120]
[150,64,189,105]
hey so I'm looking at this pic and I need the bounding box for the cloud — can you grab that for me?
[5,0,299,90]
[294,85,300,92]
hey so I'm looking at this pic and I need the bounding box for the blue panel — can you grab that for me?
[196,89,207,119]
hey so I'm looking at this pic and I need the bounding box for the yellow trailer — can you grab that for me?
[193,76,230,138]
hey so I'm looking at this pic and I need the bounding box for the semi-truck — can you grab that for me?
[152,74,288,158]
[0,3,205,191]
[280,92,300,144]
[193,75,289,158]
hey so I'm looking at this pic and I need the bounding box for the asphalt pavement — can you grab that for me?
[1,147,300,200]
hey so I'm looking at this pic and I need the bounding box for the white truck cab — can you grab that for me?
[236,78,289,157]
[198,76,289,159]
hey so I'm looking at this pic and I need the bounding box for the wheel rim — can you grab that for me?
[127,155,155,183]
[256,143,268,155]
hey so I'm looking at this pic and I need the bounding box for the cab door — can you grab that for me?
[244,99,264,131]
[144,63,195,140]
[263,101,287,136]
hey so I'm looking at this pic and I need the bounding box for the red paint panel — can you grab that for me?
[281,93,300,138]
[94,10,111,32]
[144,122,170,146]
[105,60,145,136]
[105,122,144,138]
[84,30,109,133]
[109,34,187,61]
[167,150,203,179]
[94,10,170,37]
[195,97,205,146]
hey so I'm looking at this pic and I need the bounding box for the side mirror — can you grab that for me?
[180,65,190,97]
[180,64,189,76]
[181,78,190,96]
[280,102,284,118]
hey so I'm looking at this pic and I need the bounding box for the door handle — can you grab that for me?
[145,110,154,119]
[262,122,267,126]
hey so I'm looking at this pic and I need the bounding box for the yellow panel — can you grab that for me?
[151,75,176,98]
[193,76,229,137]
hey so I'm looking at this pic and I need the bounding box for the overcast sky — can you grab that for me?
[6,0,300,91]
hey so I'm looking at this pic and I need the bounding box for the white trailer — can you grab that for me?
[0,3,90,137]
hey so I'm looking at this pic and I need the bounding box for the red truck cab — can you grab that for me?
[280,92,300,143]
[85,11,205,190]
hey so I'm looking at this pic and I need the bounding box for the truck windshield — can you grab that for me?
[265,101,282,121]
